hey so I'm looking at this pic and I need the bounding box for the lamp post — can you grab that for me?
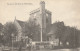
[11,33,14,51]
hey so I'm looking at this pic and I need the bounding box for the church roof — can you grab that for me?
[16,20,25,28]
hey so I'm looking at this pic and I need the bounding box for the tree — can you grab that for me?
[0,23,3,43]
[0,23,3,32]
[2,22,18,45]
[52,21,65,46]
[22,19,40,41]
[51,21,80,48]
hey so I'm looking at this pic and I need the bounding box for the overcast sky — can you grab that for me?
[0,0,80,29]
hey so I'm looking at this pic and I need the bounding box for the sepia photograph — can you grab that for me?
[0,0,80,51]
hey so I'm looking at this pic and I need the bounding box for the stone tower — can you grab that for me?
[29,1,51,41]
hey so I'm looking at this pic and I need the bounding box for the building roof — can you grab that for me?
[16,20,25,28]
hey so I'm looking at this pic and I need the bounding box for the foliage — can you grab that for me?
[52,21,80,47]
[22,19,40,41]
[0,23,3,32]
[0,23,3,43]
[2,22,18,45]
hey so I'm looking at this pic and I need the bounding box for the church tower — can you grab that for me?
[29,1,52,41]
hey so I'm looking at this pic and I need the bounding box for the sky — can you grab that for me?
[0,0,80,29]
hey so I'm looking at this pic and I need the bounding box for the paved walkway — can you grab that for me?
[0,48,80,51]
[33,49,79,51]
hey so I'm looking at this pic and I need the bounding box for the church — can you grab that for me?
[29,1,51,41]
[14,1,58,45]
